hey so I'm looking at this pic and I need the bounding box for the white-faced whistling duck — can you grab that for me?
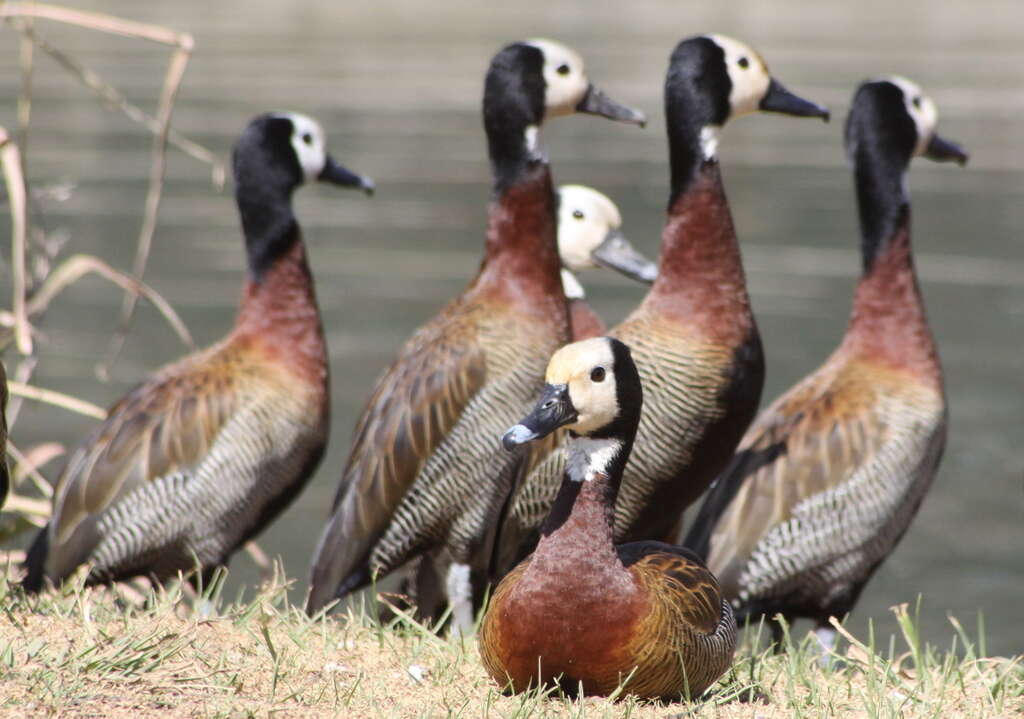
[557,185,657,340]
[403,184,655,622]
[305,40,646,623]
[21,112,374,592]
[480,336,736,699]
[684,77,967,652]
[497,35,830,575]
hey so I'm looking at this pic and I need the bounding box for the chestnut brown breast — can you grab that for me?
[500,161,763,568]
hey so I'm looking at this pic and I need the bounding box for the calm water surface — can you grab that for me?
[1,0,1021,655]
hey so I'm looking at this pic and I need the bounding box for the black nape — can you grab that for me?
[232,115,306,279]
[845,82,917,272]
[483,43,546,194]
[664,37,731,205]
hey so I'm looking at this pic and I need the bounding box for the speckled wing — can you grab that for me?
[692,359,946,610]
[620,542,723,634]
[619,541,737,698]
[306,310,487,610]
[40,341,310,583]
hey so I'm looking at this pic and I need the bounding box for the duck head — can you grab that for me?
[666,35,829,146]
[503,336,642,453]
[845,77,968,169]
[845,78,967,269]
[234,112,375,197]
[664,35,828,197]
[556,185,657,298]
[232,112,374,277]
[484,40,646,190]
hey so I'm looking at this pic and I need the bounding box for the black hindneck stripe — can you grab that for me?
[665,38,731,206]
[845,83,917,273]
[237,190,299,280]
[484,44,546,194]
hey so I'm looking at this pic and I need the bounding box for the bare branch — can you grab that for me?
[102,43,194,375]
[4,20,225,184]
[6,441,54,499]
[0,128,32,355]
[0,2,190,47]
[26,253,194,350]
[8,381,107,420]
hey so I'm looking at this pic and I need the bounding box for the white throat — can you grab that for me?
[561,269,586,300]
[524,124,539,154]
[566,436,621,483]
[700,126,720,160]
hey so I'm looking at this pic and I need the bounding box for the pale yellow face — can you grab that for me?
[707,34,772,120]
[545,337,618,434]
[526,39,590,119]
[556,185,623,272]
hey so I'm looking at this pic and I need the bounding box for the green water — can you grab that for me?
[1,0,1021,655]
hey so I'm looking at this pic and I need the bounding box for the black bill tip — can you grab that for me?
[759,78,830,122]
[576,84,647,128]
[924,133,968,166]
[502,424,540,451]
[591,230,658,285]
[319,154,376,194]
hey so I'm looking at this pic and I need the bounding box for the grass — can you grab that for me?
[0,567,1019,719]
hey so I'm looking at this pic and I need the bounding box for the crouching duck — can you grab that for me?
[480,337,736,699]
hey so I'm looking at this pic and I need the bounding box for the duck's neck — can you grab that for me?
[473,162,564,310]
[853,142,911,273]
[484,71,544,194]
[530,436,632,568]
[235,223,327,387]
[665,74,722,208]
[237,177,299,280]
[844,207,939,379]
[643,159,753,343]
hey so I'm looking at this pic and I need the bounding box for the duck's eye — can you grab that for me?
[912,96,922,109]
[572,209,585,220]
[590,367,606,383]
[556,63,571,76]
[738,56,749,69]
[302,132,313,145]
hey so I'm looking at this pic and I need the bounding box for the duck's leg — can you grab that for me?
[446,561,474,636]
[814,623,839,667]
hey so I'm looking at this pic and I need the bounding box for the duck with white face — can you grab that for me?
[306,39,646,623]
[22,111,373,593]
[685,76,966,657]
[556,184,656,339]
[482,337,736,700]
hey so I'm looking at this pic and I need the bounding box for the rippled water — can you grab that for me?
[1,0,1021,655]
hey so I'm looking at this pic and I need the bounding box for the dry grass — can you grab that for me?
[0,568,1019,719]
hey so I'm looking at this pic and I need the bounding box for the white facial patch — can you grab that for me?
[546,337,619,435]
[887,76,938,157]
[277,111,328,182]
[526,38,590,118]
[556,184,622,272]
[707,34,771,120]
[566,437,622,482]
